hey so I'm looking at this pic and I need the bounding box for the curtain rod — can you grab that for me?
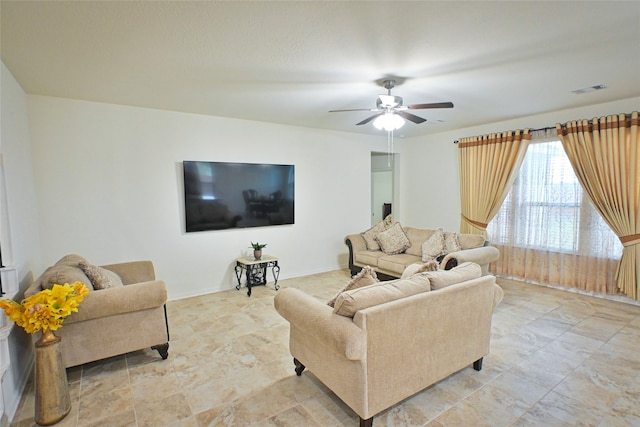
[452,125,556,144]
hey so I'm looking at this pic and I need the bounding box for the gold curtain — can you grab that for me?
[458,129,531,236]
[556,111,639,300]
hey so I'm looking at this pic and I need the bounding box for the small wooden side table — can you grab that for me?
[234,255,280,296]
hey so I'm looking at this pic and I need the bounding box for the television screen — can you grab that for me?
[183,161,295,232]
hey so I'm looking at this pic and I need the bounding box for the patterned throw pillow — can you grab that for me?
[421,228,445,261]
[376,223,411,255]
[444,232,462,253]
[78,261,124,290]
[328,265,379,307]
[361,221,388,251]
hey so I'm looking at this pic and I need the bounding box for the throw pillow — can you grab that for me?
[327,265,379,307]
[38,265,94,291]
[421,228,445,261]
[444,232,462,253]
[423,262,482,290]
[375,222,411,255]
[361,221,388,251]
[400,260,439,279]
[78,261,124,290]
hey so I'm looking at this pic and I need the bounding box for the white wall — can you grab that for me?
[398,96,640,232]
[27,96,389,300]
[0,62,41,426]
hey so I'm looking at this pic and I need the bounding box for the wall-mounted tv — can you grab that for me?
[183,161,295,232]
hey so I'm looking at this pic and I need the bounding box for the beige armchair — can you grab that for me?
[25,256,169,368]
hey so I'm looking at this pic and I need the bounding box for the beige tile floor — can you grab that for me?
[10,269,640,426]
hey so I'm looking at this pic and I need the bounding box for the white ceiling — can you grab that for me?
[2,1,639,138]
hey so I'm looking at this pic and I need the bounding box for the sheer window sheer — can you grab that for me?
[487,129,623,294]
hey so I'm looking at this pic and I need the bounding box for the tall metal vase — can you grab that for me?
[34,329,70,426]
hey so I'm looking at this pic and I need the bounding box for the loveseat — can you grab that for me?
[25,255,170,368]
[274,262,503,426]
[346,223,499,279]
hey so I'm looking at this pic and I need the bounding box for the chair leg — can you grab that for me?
[151,343,169,360]
[360,416,373,427]
[473,357,483,371]
[293,358,306,376]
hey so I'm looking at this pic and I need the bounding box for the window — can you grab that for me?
[488,138,623,259]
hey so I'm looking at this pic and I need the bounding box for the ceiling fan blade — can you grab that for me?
[407,102,454,110]
[329,108,377,113]
[396,110,426,124]
[356,113,383,126]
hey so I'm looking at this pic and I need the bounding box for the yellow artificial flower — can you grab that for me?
[0,281,89,333]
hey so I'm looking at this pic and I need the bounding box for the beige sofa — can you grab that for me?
[25,255,169,368]
[274,263,503,427]
[346,225,499,279]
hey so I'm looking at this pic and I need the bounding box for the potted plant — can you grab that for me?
[250,242,267,260]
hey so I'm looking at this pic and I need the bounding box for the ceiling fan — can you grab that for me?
[329,79,454,130]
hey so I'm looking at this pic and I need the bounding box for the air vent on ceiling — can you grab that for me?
[571,84,607,95]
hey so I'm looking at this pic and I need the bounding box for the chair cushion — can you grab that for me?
[377,253,421,276]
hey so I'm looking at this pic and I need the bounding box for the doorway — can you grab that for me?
[371,152,394,226]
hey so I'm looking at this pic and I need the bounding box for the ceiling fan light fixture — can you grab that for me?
[373,112,405,131]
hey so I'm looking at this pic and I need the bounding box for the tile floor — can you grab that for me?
[10,269,640,426]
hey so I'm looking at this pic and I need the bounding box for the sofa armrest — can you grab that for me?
[101,261,156,284]
[274,288,366,361]
[65,280,168,324]
[345,234,367,253]
[441,246,500,273]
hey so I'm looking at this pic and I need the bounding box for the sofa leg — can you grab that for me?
[151,343,169,360]
[293,358,306,376]
[473,357,483,371]
[360,416,373,427]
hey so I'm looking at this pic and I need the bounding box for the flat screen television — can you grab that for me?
[183,161,295,232]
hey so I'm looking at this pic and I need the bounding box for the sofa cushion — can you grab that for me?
[444,232,462,253]
[458,233,486,250]
[328,265,379,307]
[423,262,482,290]
[376,223,411,255]
[354,250,386,267]
[361,221,388,251]
[404,228,435,256]
[38,265,94,291]
[333,274,430,317]
[377,253,422,276]
[78,261,124,290]
[421,228,445,261]
[400,260,439,279]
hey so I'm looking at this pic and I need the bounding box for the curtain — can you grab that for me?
[556,112,639,300]
[488,129,623,295]
[458,129,531,237]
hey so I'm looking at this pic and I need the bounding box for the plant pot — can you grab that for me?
[253,249,262,260]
